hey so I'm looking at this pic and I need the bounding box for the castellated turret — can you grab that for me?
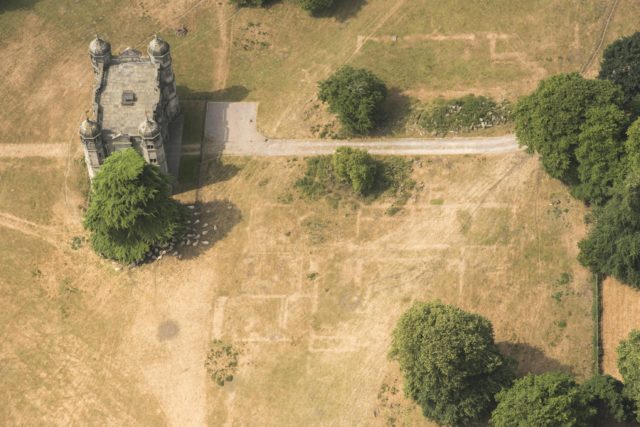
[79,35,182,180]
[148,35,180,121]
[79,117,106,179]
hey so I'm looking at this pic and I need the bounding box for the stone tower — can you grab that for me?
[88,34,111,79]
[139,117,168,174]
[79,117,106,179]
[147,35,180,121]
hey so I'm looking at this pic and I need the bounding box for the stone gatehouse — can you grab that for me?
[79,35,180,178]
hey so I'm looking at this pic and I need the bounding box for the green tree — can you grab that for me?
[617,329,640,422]
[84,149,185,263]
[297,0,334,13]
[491,372,595,427]
[599,32,640,110]
[572,104,629,205]
[318,66,387,134]
[389,301,514,426]
[514,73,623,185]
[332,147,377,194]
[581,374,633,423]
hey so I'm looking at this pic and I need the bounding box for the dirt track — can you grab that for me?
[204,102,520,157]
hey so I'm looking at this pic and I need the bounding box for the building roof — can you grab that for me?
[79,118,101,138]
[89,35,111,57]
[148,35,170,57]
[98,60,160,137]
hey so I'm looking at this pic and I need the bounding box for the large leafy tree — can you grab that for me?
[332,147,377,195]
[578,119,640,288]
[84,148,186,263]
[318,66,387,134]
[617,329,640,422]
[599,32,640,110]
[514,72,623,185]
[572,104,629,205]
[581,374,634,423]
[491,372,595,427]
[297,0,334,13]
[389,301,514,426]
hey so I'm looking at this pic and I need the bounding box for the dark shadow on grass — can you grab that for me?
[373,87,415,136]
[497,342,574,376]
[203,155,242,185]
[329,0,368,22]
[177,200,242,260]
[177,85,250,102]
[0,0,40,13]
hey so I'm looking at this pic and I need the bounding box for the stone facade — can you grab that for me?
[79,35,180,178]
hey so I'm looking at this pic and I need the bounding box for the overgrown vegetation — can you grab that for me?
[418,95,512,136]
[389,301,514,426]
[205,340,239,386]
[295,148,414,210]
[297,0,334,14]
[318,66,388,135]
[84,149,186,264]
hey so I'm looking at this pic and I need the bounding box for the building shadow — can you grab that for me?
[177,85,250,102]
[497,342,574,376]
[177,199,242,260]
[202,155,242,185]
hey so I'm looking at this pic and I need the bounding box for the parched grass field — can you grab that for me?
[0,0,635,424]
[1,151,596,425]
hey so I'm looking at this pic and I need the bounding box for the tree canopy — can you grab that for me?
[297,0,334,13]
[581,374,634,423]
[389,301,513,426]
[572,104,629,205]
[318,66,387,134]
[617,329,640,422]
[84,148,185,263]
[514,72,623,185]
[599,32,640,110]
[332,147,377,194]
[490,372,595,427]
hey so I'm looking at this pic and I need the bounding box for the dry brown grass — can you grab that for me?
[602,277,640,379]
[0,151,596,425]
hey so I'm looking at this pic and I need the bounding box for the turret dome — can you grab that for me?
[79,118,101,138]
[139,118,160,138]
[148,35,170,57]
[89,35,111,57]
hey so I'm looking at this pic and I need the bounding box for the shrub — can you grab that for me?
[332,147,377,195]
[205,340,239,386]
[419,95,512,136]
[389,301,514,426]
[84,148,186,264]
[318,66,387,134]
[491,372,595,427]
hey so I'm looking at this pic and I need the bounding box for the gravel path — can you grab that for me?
[204,102,520,156]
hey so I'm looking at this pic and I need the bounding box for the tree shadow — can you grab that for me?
[0,0,41,13]
[374,87,416,136]
[497,342,574,376]
[177,85,250,102]
[325,0,368,22]
[177,200,242,260]
[202,155,242,185]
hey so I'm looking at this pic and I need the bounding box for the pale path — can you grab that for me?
[204,102,520,157]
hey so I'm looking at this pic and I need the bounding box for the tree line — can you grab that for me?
[391,301,640,426]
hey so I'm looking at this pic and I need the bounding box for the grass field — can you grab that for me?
[0,151,596,425]
[0,0,635,424]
